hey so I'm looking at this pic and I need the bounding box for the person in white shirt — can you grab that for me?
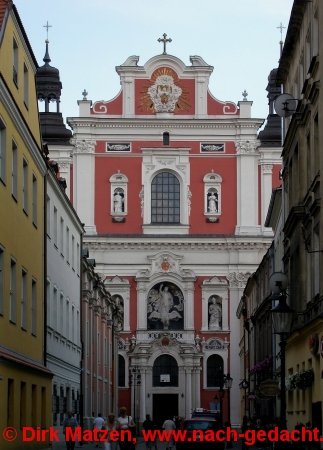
[162,418,176,450]
[117,407,135,450]
[93,414,105,447]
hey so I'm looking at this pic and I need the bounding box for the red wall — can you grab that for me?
[95,140,237,236]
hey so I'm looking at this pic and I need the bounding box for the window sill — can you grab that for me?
[143,224,189,235]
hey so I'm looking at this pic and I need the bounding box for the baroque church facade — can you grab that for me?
[51,40,281,426]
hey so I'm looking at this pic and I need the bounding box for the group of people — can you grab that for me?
[63,407,135,450]
[63,410,180,450]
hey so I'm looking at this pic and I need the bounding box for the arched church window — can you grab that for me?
[153,354,178,387]
[203,173,222,222]
[109,173,128,222]
[147,281,184,331]
[208,295,222,330]
[207,354,224,387]
[118,355,125,387]
[151,171,180,224]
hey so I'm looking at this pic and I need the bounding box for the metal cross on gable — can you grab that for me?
[43,21,52,40]
[277,22,286,41]
[158,33,172,55]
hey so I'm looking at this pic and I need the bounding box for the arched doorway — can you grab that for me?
[152,354,179,426]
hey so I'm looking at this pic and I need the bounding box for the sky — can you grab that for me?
[14,0,294,122]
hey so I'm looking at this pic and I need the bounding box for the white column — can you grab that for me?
[139,369,146,422]
[201,293,208,331]
[235,140,261,235]
[136,283,147,330]
[228,281,246,427]
[72,139,97,235]
[122,77,135,117]
[123,291,130,332]
[184,282,195,330]
[185,368,192,418]
[194,368,201,408]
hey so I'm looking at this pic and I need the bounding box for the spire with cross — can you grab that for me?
[158,33,172,55]
[43,20,52,41]
[277,22,286,57]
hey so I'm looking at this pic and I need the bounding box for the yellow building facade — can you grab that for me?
[0,2,52,449]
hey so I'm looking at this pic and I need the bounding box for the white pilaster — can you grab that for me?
[139,369,146,422]
[185,368,192,417]
[235,140,261,235]
[194,368,201,408]
[72,139,97,235]
[137,283,147,330]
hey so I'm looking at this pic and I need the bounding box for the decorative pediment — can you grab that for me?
[202,276,228,287]
[202,337,229,351]
[136,251,195,280]
[105,275,129,286]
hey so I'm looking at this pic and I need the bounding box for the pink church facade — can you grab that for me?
[56,49,281,426]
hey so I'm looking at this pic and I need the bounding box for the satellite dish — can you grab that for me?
[269,272,288,294]
[274,93,298,117]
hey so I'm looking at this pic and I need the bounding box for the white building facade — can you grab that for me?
[46,168,83,424]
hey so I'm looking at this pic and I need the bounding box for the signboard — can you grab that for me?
[106,143,131,152]
[160,374,170,383]
[201,143,225,153]
[258,379,279,397]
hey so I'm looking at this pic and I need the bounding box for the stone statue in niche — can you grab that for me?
[113,295,124,331]
[208,296,222,330]
[147,282,184,330]
[208,191,218,213]
[113,190,124,213]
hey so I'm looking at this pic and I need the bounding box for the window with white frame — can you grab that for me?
[22,159,28,213]
[11,141,18,199]
[31,279,37,335]
[151,171,180,224]
[13,38,18,86]
[0,119,6,183]
[53,206,58,247]
[21,269,27,329]
[9,259,16,323]
[142,148,190,235]
[32,175,37,226]
[60,218,64,255]
[109,173,128,221]
[0,247,4,315]
[203,172,222,222]
[23,63,29,107]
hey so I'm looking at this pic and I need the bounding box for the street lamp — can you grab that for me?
[270,273,294,430]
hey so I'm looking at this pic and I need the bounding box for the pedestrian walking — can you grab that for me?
[143,414,157,450]
[117,406,136,450]
[162,417,176,450]
[93,413,106,448]
[103,413,118,450]
[63,412,78,450]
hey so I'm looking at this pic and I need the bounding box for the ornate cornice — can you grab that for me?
[84,238,271,252]
[67,118,262,132]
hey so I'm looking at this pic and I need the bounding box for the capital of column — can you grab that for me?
[71,139,96,154]
[261,163,273,174]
